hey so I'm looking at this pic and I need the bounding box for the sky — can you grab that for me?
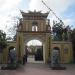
[0,0,75,36]
[27,40,42,46]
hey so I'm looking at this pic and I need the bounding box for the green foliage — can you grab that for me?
[71,29,75,62]
[71,29,75,42]
[0,30,7,52]
[52,22,69,41]
[52,22,63,41]
[53,22,63,34]
[13,34,17,41]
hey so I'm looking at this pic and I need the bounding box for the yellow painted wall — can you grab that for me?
[51,41,73,63]
[1,39,73,64]
[1,41,16,64]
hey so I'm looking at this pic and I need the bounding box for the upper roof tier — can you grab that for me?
[20,10,49,19]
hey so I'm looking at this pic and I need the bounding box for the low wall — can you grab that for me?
[51,41,73,63]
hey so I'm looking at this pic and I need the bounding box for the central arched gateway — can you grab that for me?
[25,39,43,63]
[24,35,45,63]
[16,11,51,64]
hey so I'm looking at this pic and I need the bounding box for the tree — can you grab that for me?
[52,21,70,41]
[8,13,22,38]
[13,34,17,41]
[0,30,7,52]
[62,26,70,41]
[52,22,63,41]
[70,29,75,62]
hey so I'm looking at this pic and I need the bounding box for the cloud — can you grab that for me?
[29,0,75,27]
[0,0,21,12]
[0,0,22,35]
[63,19,74,26]
[0,16,10,32]
[0,0,75,35]
[29,0,75,13]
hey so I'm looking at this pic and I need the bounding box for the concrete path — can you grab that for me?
[27,55,44,63]
[0,63,75,75]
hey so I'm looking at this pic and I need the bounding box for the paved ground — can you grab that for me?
[0,63,75,75]
[27,55,44,63]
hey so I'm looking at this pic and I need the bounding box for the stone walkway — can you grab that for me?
[0,63,75,75]
[27,55,44,63]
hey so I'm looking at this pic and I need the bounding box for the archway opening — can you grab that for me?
[53,47,60,53]
[53,47,60,56]
[8,46,15,51]
[25,39,43,63]
[52,47,60,63]
[8,46,17,64]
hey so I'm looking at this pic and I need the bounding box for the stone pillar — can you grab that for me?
[16,32,20,62]
[45,33,51,63]
[2,48,8,64]
[16,32,24,64]
[0,53,2,64]
[69,43,73,63]
[43,43,46,63]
